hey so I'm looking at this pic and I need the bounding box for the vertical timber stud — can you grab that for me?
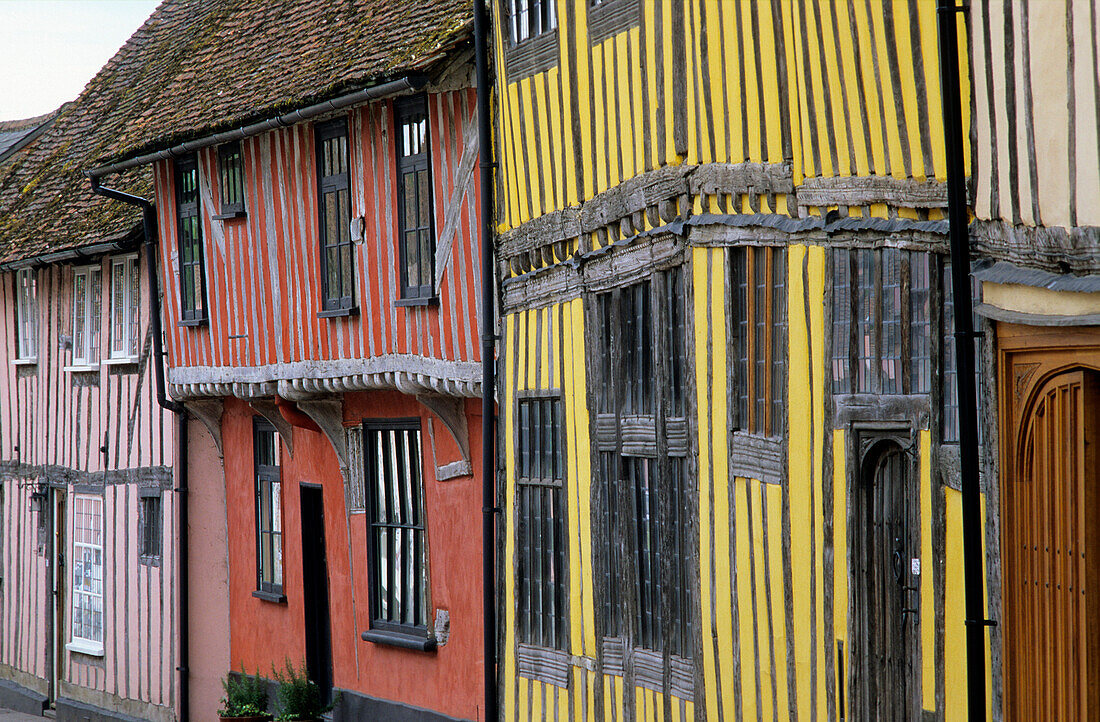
[473,0,499,720]
[87,175,189,721]
[936,3,990,721]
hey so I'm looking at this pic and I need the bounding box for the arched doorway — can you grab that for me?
[1001,367,1099,720]
[851,436,918,721]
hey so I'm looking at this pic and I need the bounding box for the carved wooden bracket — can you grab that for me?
[417,394,472,480]
[295,398,348,468]
[248,399,295,456]
[185,399,224,456]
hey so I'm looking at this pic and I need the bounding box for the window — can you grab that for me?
[516,396,567,650]
[175,154,207,324]
[254,419,283,598]
[363,421,430,644]
[507,0,556,43]
[139,494,162,563]
[217,141,245,217]
[14,268,36,361]
[109,255,141,361]
[70,495,104,655]
[731,246,787,436]
[591,269,693,663]
[831,248,931,396]
[315,118,354,313]
[71,265,102,368]
[395,97,435,303]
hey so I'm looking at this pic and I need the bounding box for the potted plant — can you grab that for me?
[272,659,336,722]
[218,665,272,721]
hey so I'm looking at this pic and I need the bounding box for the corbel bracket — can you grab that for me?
[248,399,295,456]
[185,399,224,456]
[295,398,348,468]
[417,394,472,480]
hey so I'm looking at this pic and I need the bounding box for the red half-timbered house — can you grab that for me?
[86,2,486,720]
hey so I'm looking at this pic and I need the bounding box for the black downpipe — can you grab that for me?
[936,3,988,720]
[88,176,190,722]
[473,1,498,720]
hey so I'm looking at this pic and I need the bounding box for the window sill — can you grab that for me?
[63,364,99,373]
[212,209,246,221]
[361,627,436,651]
[10,358,37,366]
[179,317,208,327]
[318,306,358,319]
[252,589,287,604]
[394,296,438,308]
[66,640,104,657]
[103,356,140,366]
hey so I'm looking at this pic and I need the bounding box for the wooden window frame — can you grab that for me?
[394,97,437,305]
[68,494,104,656]
[830,248,932,398]
[253,418,285,601]
[175,154,208,325]
[107,254,141,362]
[515,394,568,651]
[69,264,102,370]
[590,269,694,673]
[501,0,559,80]
[731,246,787,438]
[315,117,356,315]
[942,263,982,444]
[361,419,433,650]
[14,267,37,362]
[586,0,638,43]
[138,491,162,565]
[214,141,246,219]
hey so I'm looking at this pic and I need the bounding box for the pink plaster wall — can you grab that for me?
[186,416,231,719]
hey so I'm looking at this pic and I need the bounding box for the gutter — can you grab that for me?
[86,75,426,179]
[936,2,990,720]
[87,176,190,722]
[0,234,140,272]
[473,2,498,721]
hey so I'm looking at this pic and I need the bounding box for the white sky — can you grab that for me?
[0,0,160,121]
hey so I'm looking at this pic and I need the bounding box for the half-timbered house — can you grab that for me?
[85,1,487,720]
[491,1,997,720]
[0,65,179,722]
[968,2,1100,719]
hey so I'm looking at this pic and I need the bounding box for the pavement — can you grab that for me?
[0,710,43,721]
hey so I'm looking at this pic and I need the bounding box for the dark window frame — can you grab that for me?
[362,419,433,649]
[590,268,694,666]
[500,0,559,80]
[515,393,568,651]
[214,141,246,219]
[394,96,437,305]
[138,492,162,565]
[314,117,356,315]
[731,246,788,438]
[587,0,638,43]
[253,418,285,600]
[175,154,208,325]
[830,247,932,398]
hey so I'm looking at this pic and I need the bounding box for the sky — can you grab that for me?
[0,0,160,121]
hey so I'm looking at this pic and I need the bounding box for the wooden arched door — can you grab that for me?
[1002,368,1099,720]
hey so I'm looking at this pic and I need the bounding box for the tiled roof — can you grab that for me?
[0,0,471,266]
[0,112,58,162]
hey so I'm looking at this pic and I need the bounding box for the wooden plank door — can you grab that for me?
[852,439,917,721]
[1002,368,1099,721]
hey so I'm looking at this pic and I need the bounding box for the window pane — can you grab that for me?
[831,250,851,394]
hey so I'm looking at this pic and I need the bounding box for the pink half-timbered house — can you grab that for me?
[0,86,180,722]
[86,1,487,720]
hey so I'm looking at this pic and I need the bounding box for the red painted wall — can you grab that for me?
[223,392,484,719]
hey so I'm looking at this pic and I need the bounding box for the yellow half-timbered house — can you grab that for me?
[491,1,998,720]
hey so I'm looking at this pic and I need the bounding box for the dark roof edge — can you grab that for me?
[972,259,1100,293]
[0,109,64,165]
[0,224,142,271]
[86,74,427,179]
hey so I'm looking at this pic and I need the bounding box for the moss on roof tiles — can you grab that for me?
[0,0,471,265]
